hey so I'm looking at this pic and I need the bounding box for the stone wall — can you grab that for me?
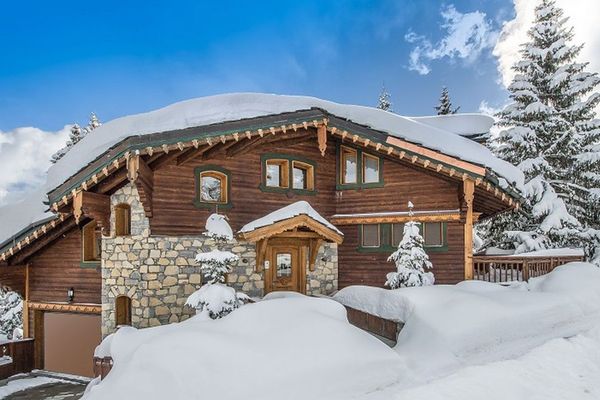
[101,183,338,337]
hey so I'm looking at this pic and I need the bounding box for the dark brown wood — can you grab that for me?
[73,191,110,235]
[472,255,584,283]
[9,218,78,266]
[0,265,25,296]
[0,339,35,380]
[128,155,154,217]
[93,356,113,380]
[345,306,400,343]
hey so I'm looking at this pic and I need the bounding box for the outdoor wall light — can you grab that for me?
[67,287,75,303]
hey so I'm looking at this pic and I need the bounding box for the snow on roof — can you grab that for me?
[239,201,342,235]
[0,187,54,249]
[45,93,524,193]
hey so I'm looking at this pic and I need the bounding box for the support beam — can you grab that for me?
[255,239,269,272]
[127,154,154,218]
[23,264,30,338]
[461,179,475,280]
[308,238,324,271]
[317,125,327,156]
[176,143,218,166]
[73,191,110,235]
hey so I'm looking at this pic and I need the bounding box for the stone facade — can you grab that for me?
[101,183,338,336]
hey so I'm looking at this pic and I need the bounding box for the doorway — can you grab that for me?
[265,242,305,294]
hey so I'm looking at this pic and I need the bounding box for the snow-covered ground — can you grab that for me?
[84,263,600,400]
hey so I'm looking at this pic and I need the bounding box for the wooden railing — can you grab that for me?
[473,255,584,283]
[0,338,34,380]
[344,306,402,344]
[93,356,113,380]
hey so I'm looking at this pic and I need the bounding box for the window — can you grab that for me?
[362,153,380,184]
[82,220,101,262]
[341,147,358,184]
[338,145,383,189]
[292,161,314,190]
[266,159,289,188]
[116,295,132,326]
[423,222,443,246]
[114,204,131,237]
[391,223,405,247]
[361,224,380,248]
[194,166,232,209]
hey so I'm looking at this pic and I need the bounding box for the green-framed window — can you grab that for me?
[358,222,448,253]
[337,144,383,189]
[260,153,317,195]
[193,165,232,209]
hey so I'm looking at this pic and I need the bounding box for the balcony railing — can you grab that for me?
[473,255,584,283]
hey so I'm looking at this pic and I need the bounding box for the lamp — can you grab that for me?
[67,287,75,303]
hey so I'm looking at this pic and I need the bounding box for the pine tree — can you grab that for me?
[50,113,102,164]
[377,84,392,111]
[435,87,460,115]
[0,287,23,340]
[385,202,435,288]
[484,0,600,257]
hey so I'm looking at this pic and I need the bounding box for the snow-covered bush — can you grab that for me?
[0,287,23,340]
[185,283,249,319]
[386,202,434,288]
[204,213,234,241]
[196,250,239,284]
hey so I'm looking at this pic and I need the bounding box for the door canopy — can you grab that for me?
[238,201,343,244]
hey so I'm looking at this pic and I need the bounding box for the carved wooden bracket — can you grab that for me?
[73,191,111,235]
[317,125,327,157]
[308,238,324,271]
[127,154,154,218]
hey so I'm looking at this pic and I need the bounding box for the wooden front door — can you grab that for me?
[265,245,303,294]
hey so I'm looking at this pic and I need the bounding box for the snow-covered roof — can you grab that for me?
[46,93,524,194]
[239,201,342,236]
[0,187,54,250]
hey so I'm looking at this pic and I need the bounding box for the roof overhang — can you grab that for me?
[239,214,344,244]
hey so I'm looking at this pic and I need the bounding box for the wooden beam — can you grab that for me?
[225,135,263,158]
[127,154,154,218]
[317,125,327,156]
[176,143,218,166]
[462,179,475,280]
[256,239,269,272]
[330,212,461,225]
[23,264,30,338]
[73,191,110,235]
[308,238,324,271]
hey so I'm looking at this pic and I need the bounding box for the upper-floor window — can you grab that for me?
[114,204,131,237]
[360,222,447,252]
[82,220,101,262]
[266,159,289,188]
[261,154,316,194]
[194,166,232,209]
[338,145,383,189]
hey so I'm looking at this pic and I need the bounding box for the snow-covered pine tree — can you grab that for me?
[51,113,102,163]
[385,202,435,288]
[434,86,460,115]
[484,0,600,256]
[0,287,23,340]
[377,84,392,111]
[186,214,249,319]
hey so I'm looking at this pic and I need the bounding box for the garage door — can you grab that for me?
[44,312,102,377]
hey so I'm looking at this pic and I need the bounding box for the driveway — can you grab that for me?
[0,373,88,400]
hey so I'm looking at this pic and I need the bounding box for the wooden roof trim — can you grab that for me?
[330,210,462,225]
[0,213,71,263]
[28,301,101,314]
[238,214,343,244]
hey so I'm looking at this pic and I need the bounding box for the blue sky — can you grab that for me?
[0,0,514,131]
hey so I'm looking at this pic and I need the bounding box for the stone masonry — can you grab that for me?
[101,183,338,336]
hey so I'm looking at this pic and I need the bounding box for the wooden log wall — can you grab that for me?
[0,339,35,380]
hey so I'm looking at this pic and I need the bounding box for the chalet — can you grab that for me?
[0,93,523,377]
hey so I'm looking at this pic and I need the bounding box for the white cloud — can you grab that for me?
[0,126,70,205]
[406,5,498,75]
[494,0,600,88]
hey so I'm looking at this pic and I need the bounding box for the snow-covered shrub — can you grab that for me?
[386,202,434,289]
[0,287,23,340]
[204,213,234,241]
[196,250,239,284]
[185,283,249,319]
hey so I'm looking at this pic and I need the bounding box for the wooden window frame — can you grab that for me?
[391,222,405,248]
[292,160,315,191]
[193,165,232,209]
[114,203,131,237]
[423,222,444,248]
[82,220,101,264]
[337,144,384,190]
[260,153,317,195]
[362,153,381,184]
[265,159,290,189]
[358,223,448,253]
[360,224,381,248]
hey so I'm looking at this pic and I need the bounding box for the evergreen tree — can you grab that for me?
[385,202,435,288]
[484,0,600,257]
[0,287,23,340]
[50,113,102,164]
[377,84,392,111]
[435,86,460,115]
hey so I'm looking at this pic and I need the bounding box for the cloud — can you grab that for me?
[406,5,498,75]
[494,0,600,88]
[0,126,70,205]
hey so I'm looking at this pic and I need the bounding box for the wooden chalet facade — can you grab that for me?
[0,95,521,377]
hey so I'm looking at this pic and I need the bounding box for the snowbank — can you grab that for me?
[46,93,523,193]
[334,263,600,377]
[83,296,403,400]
